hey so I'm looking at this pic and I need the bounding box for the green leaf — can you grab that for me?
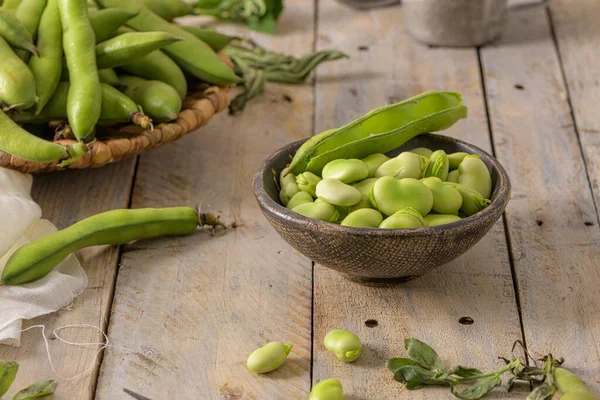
[449,366,483,379]
[451,375,502,400]
[0,360,19,397]
[526,383,556,400]
[12,380,56,400]
[386,358,418,374]
[248,13,276,33]
[404,338,444,371]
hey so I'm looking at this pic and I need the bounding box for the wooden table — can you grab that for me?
[2,0,599,398]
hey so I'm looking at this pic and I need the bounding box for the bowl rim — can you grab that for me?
[253,133,511,238]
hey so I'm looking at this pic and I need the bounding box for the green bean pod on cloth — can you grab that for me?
[13,82,152,129]
[286,91,467,176]
[0,8,37,55]
[95,31,183,69]
[28,0,62,115]
[88,8,136,42]
[119,75,182,123]
[0,36,36,109]
[96,0,242,85]
[58,0,101,142]
[0,207,206,285]
[0,108,86,165]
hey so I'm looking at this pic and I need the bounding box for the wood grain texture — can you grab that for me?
[480,5,600,394]
[312,2,523,399]
[0,160,136,399]
[95,3,315,398]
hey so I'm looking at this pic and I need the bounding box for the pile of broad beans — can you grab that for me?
[0,0,240,166]
[280,146,492,229]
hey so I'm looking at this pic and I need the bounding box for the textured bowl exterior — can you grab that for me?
[254,134,511,283]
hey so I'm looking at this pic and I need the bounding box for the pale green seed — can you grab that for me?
[296,171,321,197]
[352,178,379,196]
[379,207,425,229]
[292,202,339,222]
[421,177,463,215]
[322,159,369,184]
[409,147,433,158]
[361,153,389,178]
[375,152,428,179]
[324,329,362,362]
[309,379,343,400]
[286,191,313,210]
[348,195,373,212]
[246,342,292,374]
[424,214,462,227]
[316,178,362,207]
[458,154,492,199]
[448,151,469,169]
[424,150,449,181]
[444,182,490,216]
[369,176,433,216]
[341,208,383,228]
[447,169,459,183]
[279,173,300,206]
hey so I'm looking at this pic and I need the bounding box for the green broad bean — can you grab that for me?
[324,329,362,362]
[140,0,193,21]
[286,191,313,210]
[341,208,383,228]
[0,36,36,109]
[409,147,433,158]
[348,196,373,213]
[322,159,369,184]
[369,177,433,217]
[446,169,459,183]
[554,367,596,400]
[424,149,449,181]
[179,26,238,52]
[448,151,469,169]
[28,0,61,115]
[379,207,424,229]
[96,0,242,85]
[2,0,22,9]
[421,177,462,215]
[349,178,378,212]
[286,91,467,176]
[96,31,182,69]
[246,342,292,374]
[98,68,120,86]
[423,214,462,227]
[0,8,37,56]
[292,202,339,222]
[444,182,490,217]
[14,0,46,60]
[334,205,349,222]
[361,153,389,178]
[1,207,201,285]
[58,0,101,141]
[279,173,300,206]
[458,154,492,199]
[309,378,343,400]
[88,8,137,43]
[316,178,362,207]
[375,152,428,179]
[119,75,182,123]
[296,171,321,197]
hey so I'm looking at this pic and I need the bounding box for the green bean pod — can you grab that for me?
[287,91,467,176]
[0,36,36,109]
[2,0,22,9]
[179,26,238,52]
[96,0,242,85]
[98,68,120,86]
[88,8,136,42]
[58,0,101,141]
[28,0,61,115]
[554,367,596,400]
[14,0,46,60]
[0,8,37,55]
[119,75,182,123]
[1,207,200,285]
[0,109,86,165]
[140,0,193,21]
[96,31,183,69]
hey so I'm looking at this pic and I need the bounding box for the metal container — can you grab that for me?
[403,0,510,47]
[335,0,400,9]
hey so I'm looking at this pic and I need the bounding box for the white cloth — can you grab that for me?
[0,168,87,347]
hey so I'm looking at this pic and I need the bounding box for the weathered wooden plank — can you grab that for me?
[312,2,523,399]
[480,5,600,394]
[95,2,316,398]
[0,160,136,399]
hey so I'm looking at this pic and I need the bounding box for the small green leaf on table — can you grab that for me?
[12,380,56,400]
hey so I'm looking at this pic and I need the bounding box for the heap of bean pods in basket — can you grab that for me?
[0,0,346,165]
[278,90,491,229]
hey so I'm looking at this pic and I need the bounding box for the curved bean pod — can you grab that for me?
[2,0,23,9]
[554,367,596,400]
[1,207,201,285]
[179,26,238,52]
[88,8,136,42]
[119,75,182,123]
[0,36,36,109]
[309,379,343,400]
[0,8,37,55]
[98,68,120,86]
[96,31,183,69]
[140,0,193,21]
[14,0,46,60]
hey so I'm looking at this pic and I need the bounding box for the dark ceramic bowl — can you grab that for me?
[253,134,511,284]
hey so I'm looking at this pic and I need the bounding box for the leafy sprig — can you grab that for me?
[194,0,284,33]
